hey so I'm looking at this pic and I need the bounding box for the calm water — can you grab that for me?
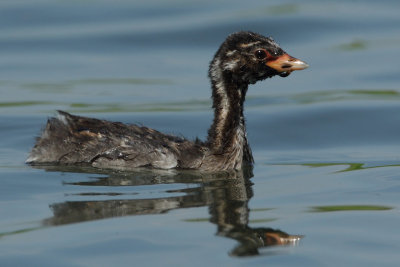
[1,0,400,266]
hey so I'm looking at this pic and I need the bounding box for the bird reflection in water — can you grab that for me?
[38,165,302,256]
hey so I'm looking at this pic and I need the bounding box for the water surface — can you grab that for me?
[1,0,400,266]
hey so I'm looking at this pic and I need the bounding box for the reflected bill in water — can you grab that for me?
[36,165,302,257]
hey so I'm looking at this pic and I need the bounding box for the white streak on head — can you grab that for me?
[239,41,261,48]
[226,50,237,56]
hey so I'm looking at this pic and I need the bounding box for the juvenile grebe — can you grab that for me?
[27,31,308,171]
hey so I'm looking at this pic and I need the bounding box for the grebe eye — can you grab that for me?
[254,49,267,60]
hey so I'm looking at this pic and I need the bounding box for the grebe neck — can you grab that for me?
[207,57,249,155]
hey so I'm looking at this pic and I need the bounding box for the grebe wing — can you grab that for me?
[27,111,180,169]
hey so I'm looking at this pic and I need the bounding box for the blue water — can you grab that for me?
[1,0,400,266]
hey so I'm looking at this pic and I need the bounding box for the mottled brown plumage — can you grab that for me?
[27,31,308,171]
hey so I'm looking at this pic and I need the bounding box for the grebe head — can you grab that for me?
[210,31,309,85]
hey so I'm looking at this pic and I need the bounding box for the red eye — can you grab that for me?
[254,49,270,60]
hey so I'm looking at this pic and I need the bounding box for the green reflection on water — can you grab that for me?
[69,99,210,113]
[303,163,365,172]
[303,162,400,172]
[183,218,209,222]
[311,205,392,212]
[336,40,368,51]
[72,78,173,85]
[292,89,400,104]
[21,78,173,92]
[348,89,399,96]
[264,4,298,15]
[0,101,53,107]
[334,37,400,52]
[0,227,43,239]
[22,82,72,91]
[0,99,210,113]
[249,218,277,223]
[251,208,274,212]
